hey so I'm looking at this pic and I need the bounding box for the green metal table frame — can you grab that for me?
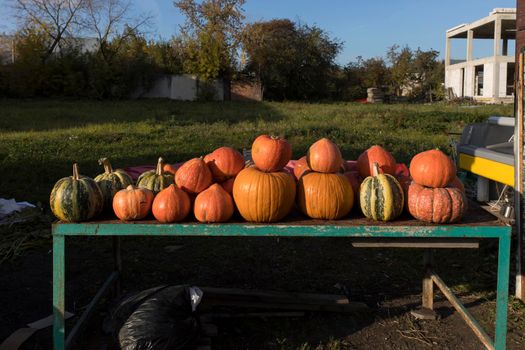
[52,223,511,350]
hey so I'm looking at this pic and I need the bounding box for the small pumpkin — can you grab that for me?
[113,185,154,221]
[343,171,361,206]
[204,146,245,181]
[357,145,397,178]
[94,158,133,211]
[233,167,296,222]
[360,162,404,221]
[407,182,467,223]
[297,172,353,220]
[410,150,456,188]
[395,174,413,211]
[307,138,343,173]
[50,163,103,222]
[194,184,234,223]
[219,177,235,196]
[251,135,292,172]
[137,157,174,194]
[294,156,311,180]
[175,157,213,193]
[163,163,181,175]
[152,184,191,223]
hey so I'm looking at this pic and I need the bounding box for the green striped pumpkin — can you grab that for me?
[137,157,174,194]
[360,162,404,221]
[50,163,103,222]
[94,158,133,211]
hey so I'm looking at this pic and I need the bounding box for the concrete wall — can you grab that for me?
[134,74,224,101]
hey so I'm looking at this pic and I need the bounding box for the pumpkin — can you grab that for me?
[395,174,413,211]
[297,172,353,220]
[163,163,181,175]
[94,158,133,212]
[50,163,103,222]
[204,146,245,181]
[307,138,343,173]
[360,162,404,221]
[294,156,311,180]
[175,157,213,193]
[233,167,296,222]
[219,177,235,196]
[194,184,234,223]
[113,185,154,221]
[343,171,361,206]
[407,182,467,223]
[410,150,456,188]
[137,157,174,194]
[152,184,191,223]
[449,176,465,192]
[251,135,292,172]
[357,145,397,178]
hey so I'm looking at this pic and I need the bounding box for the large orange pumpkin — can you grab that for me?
[194,184,234,223]
[175,157,213,193]
[343,170,361,206]
[307,138,343,173]
[294,156,311,180]
[233,167,296,222]
[356,145,397,177]
[113,185,154,221]
[407,182,467,223]
[204,146,245,181]
[251,135,292,172]
[410,150,456,188]
[297,172,353,219]
[152,184,191,223]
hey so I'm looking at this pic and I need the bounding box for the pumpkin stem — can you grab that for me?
[98,157,113,174]
[156,157,165,175]
[372,162,380,177]
[126,185,135,191]
[72,163,80,180]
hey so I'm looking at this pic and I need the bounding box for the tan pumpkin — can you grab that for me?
[194,184,234,223]
[357,145,397,177]
[152,184,191,223]
[233,167,296,222]
[294,156,311,180]
[204,146,245,181]
[251,135,292,172]
[297,172,353,219]
[113,185,154,221]
[407,182,467,223]
[307,138,343,173]
[410,149,456,188]
[175,157,213,193]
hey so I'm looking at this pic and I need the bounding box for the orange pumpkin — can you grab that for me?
[194,184,234,223]
[307,138,343,173]
[297,172,353,219]
[204,146,245,181]
[294,156,311,180]
[233,167,296,222]
[175,157,213,193]
[219,177,235,196]
[356,145,397,177]
[113,185,154,221]
[251,135,292,172]
[449,176,465,192]
[163,163,181,175]
[343,171,361,206]
[410,150,456,188]
[407,182,467,223]
[152,184,191,223]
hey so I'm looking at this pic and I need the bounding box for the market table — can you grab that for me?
[52,205,511,350]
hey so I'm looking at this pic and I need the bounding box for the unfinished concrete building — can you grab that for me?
[445,8,516,103]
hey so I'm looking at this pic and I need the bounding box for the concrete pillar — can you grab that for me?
[494,18,502,56]
[445,36,451,66]
[467,29,473,61]
[503,39,508,56]
[493,18,502,98]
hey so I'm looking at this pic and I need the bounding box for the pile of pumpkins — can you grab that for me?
[50,135,467,224]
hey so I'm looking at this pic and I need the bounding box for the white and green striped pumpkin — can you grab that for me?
[137,157,174,194]
[360,162,404,221]
[50,163,103,222]
[94,158,133,211]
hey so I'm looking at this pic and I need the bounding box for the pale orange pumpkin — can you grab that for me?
[294,156,311,180]
[204,146,245,181]
[152,184,191,223]
[356,145,397,177]
[194,184,234,223]
[251,135,292,172]
[410,150,456,188]
[113,185,154,221]
[307,138,343,173]
[233,167,296,222]
[407,182,467,223]
[175,157,213,193]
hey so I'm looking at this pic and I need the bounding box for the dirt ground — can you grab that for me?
[1,216,525,350]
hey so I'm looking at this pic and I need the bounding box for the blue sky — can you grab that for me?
[1,0,517,64]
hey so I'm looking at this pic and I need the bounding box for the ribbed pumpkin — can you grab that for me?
[137,157,174,194]
[233,167,296,222]
[294,156,311,180]
[175,157,213,193]
[407,182,467,223]
[204,146,245,181]
[50,163,103,222]
[219,177,235,196]
[360,162,404,221]
[343,171,361,206]
[152,184,191,223]
[307,138,343,173]
[113,185,154,221]
[356,145,397,177]
[94,158,133,211]
[297,172,353,219]
[194,184,234,223]
[410,150,456,188]
[251,135,292,172]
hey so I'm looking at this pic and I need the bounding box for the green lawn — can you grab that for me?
[0,99,513,205]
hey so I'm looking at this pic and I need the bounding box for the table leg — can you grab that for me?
[494,232,511,350]
[411,250,438,320]
[53,235,65,350]
[112,236,122,297]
